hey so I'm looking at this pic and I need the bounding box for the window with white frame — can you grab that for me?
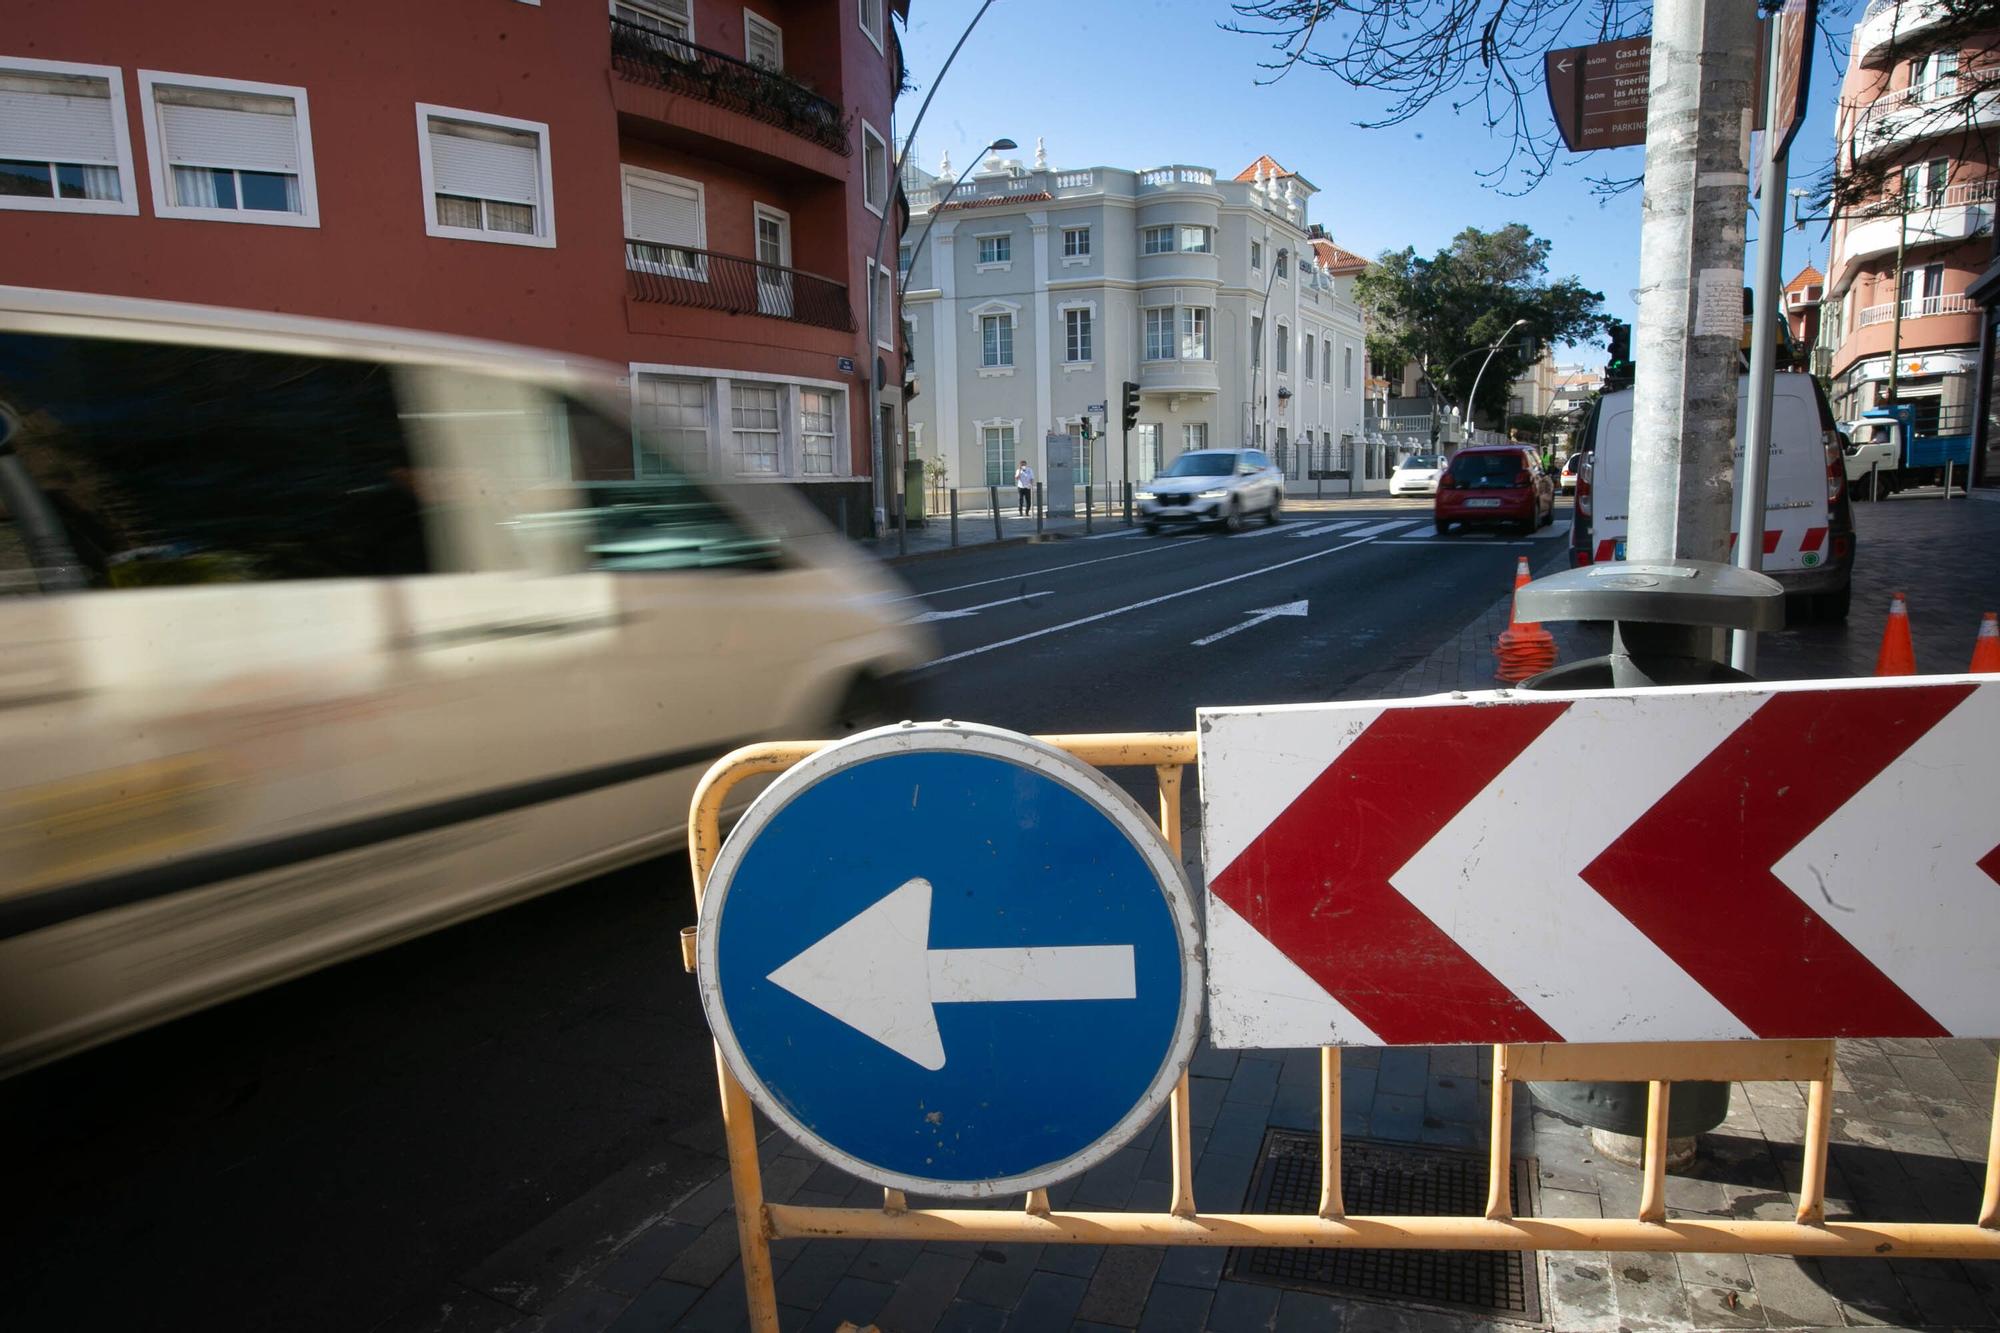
[1322,338,1332,382]
[0,60,137,214]
[1180,306,1210,360]
[1344,344,1354,388]
[799,387,837,475]
[1065,307,1093,363]
[858,0,886,52]
[898,242,913,276]
[1071,421,1093,485]
[140,72,316,225]
[1276,322,1289,373]
[615,0,692,44]
[1276,249,1288,278]
[1062,225,1090,258]
[743,11,783,70]
[623,166,704,274]
[635,375,709,476]
[1179,225,1211,253]
[977,233,1010,265]
[1250,315,1263,368]
[731,381,782,473]
[982,422,1015,486]
[1184,422,1208,451]
[1303,332,1316,381]
[1144,307,1174,360]
[1250,240,1262,269]
[981,312,1013,367]
[873,261,894,349]
[861,120,888,215]
[1141,225,1174,255]
[418,105,553,245]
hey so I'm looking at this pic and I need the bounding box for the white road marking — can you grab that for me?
[886,537,1202,603]
[1226,523,1294,539]
[905,590,1054,624]
[1192,600,1309,647]
[914,533,1385,670]
[1379,538,1535,547]
[1288,520,1368,539]
[1338,519,1430,539]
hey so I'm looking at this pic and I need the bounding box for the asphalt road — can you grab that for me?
[0,498,1574,1333]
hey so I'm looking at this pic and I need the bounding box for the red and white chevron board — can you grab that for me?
[1198,676,2000,1049]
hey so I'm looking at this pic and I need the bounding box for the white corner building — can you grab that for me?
[900,149,1371,494]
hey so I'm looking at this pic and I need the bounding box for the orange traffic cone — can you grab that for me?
[1496,556,1559,683]
[1874,592,1916,677]
[1971,613,2000,673]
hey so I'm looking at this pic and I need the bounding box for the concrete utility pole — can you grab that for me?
[1626,0,1760,582]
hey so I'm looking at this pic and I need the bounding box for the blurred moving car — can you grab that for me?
[0,287,935,1077]
[1558,453,1582,494]
[1433,445,1555,534]
[1569,373,1854,622]
[1388,453,1444,497]
[1134,449,1283,533]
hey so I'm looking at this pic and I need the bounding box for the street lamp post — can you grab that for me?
[1255,247,1289,450]
[1464,318,1531,441]
[864,0,1002,543]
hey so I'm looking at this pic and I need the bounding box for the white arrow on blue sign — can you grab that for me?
[697,721,1202,1198]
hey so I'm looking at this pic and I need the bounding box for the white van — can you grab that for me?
[0,288,932,1076]
[1570,372,1856,622]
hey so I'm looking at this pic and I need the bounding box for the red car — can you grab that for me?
[1433,445,1556,535]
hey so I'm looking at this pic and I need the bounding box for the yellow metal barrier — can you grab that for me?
[687,732,2000,1333]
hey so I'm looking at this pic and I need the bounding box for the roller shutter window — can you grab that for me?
[744,13,783,71]
[0,69,124,204]
[154,83,305,213]
[623,169,705,278]
[428,114,543,238]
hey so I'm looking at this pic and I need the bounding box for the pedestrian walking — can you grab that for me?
[1015,460,1034,517]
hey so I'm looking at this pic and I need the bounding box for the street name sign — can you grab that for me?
[1199,677,2000,1049]
[1546,37,1652,151]
[698,721,1202,1197]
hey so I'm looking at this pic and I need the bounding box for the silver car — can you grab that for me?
[1134,449,1284,533]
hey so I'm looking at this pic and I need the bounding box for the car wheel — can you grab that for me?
[1816,585,1852,622]
[1144,521,1161,536]
[1539,503,1554,529]
[1434,518,1450,536]
[1222,501,1244,534]
[1265,495,1282,526]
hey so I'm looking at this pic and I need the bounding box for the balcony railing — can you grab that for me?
[1857,292,1974,326]
[609,17,850,156]
[1137,165,1216,187]
[626,241,854,332]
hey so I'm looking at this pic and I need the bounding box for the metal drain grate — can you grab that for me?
[1227,1131,1544,1322]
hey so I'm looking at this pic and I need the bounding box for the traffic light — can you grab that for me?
[1121,380,1141,432]
[1604,321,1633,390]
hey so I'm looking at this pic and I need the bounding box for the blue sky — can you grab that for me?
[896,0,1852,365]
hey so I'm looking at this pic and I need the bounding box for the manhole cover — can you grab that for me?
[1227,1130,1544,1322]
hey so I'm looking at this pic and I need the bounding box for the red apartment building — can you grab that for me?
[2,0,908,535]
[1821,0,1999,440]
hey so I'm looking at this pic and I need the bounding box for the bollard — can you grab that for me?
[836,495,848,537]
[1036,482,1044,535]
[949,489,960,547]
[1085,485,1093,534]
[1945,460,1955,500]
[1871,462,1880,503]
[1124,480,1133,527]
[989,485,1002,541]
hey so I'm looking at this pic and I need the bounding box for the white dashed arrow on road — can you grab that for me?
[1192,600,1309,648]
[906,590,1054,624]
[766,877,1137,1070]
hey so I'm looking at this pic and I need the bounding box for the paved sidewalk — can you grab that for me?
[432,492,2000,1333]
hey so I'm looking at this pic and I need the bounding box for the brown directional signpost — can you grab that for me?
[1545,36,1653,151]
[1547,1,1814,156]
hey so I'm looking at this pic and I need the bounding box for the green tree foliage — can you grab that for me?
[1354,224,1607,428]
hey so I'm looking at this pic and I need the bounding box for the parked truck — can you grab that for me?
[1840,401,1975,498]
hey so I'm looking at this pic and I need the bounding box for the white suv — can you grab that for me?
[1135,449,1284,533]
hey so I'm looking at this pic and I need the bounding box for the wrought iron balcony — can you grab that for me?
[609,17,850,156]
[626,241,854,332]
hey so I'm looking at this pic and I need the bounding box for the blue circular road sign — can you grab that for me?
[697,722,1202,1198]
